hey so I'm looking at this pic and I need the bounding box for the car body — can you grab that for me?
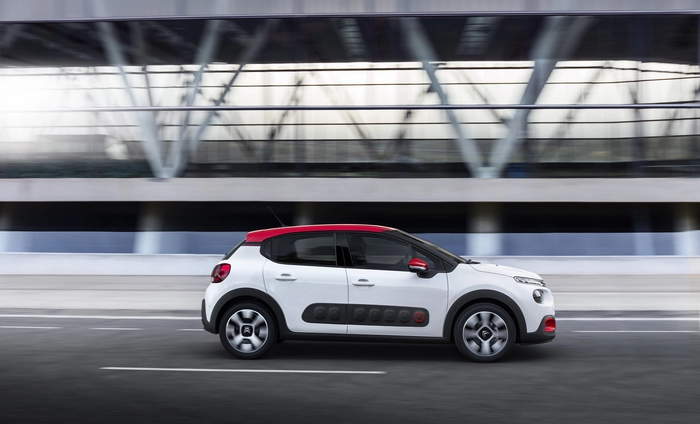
[202,224,555,362]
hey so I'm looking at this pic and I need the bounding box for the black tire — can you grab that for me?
[453,303,516,363]
[218,302,277,359]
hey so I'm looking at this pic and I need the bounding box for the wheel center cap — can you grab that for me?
[479,327,493,341]
[241,325,253,337]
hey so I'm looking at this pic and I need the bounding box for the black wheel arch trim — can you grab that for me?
[208,288,290,337]
[443,290,527,342]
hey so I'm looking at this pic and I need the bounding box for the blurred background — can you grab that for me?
[0,0,699,259]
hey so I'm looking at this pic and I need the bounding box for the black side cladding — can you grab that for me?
[302,303,429,327]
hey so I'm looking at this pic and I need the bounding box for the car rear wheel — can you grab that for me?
[454,303,515,362]
[219,302,277,359]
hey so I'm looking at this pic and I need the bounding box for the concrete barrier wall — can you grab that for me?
[1,253,699,276]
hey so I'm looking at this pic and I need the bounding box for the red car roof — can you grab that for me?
[246,224,393,243]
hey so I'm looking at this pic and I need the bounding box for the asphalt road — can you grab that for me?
[0,311,699,424]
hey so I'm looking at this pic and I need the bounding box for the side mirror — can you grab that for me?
[408,258,429,273]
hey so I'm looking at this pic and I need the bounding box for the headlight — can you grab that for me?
[514,276,545,287]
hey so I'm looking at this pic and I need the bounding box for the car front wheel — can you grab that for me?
[454,303,515,362]
[219,302,277,359]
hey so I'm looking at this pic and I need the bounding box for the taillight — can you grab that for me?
[544,317,556,333]
[211,263,231,283]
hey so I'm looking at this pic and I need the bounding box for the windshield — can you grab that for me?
[395,231,468,264]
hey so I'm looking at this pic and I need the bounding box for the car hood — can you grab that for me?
[468,262,542,280]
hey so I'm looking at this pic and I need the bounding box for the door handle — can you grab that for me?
[275,273,297,282]
[352,279,375,287]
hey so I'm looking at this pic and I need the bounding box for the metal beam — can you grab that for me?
[310,71,381,159]
[483,16,592,178]
[166,19,226,177]
[262,77,305,163]
[172,19,278,177]
[8,103,700,114]
[96,21,166,178]
[402,17,483,177]
[538,62,610,162]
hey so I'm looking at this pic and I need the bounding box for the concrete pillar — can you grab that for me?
[633,206,655,256]
[294,202,315,226]
[675,203,699,256]
[468,203,502,256]
[133,203,163,254]
[0,203,11,252]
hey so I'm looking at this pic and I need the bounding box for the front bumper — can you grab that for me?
[519,315,555,345]
[202,299,216,334]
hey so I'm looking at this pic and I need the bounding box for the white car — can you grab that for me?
[202,224,555,362]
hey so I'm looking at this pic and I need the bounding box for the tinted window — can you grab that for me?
[271,234,337,266]
[348,234,412,271]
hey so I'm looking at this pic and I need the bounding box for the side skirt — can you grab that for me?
[279,331,451,345]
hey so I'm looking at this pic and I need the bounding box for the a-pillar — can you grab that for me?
[133,202,164,254]
[294,202,315,226]
[675,203,699,255]
[468,203,502,257]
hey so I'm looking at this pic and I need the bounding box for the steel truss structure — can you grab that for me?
[1,13,700,178]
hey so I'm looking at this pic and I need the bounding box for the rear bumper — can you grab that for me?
[519,315,555,345]
[202,299,216,334]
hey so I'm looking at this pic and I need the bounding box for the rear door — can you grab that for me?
[263,232,348,334]
[343,232,448,338]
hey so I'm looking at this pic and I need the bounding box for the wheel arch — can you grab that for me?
[212,288,289,340]
[443,290,526,343]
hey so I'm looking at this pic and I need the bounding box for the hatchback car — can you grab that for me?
[202,224,555,362]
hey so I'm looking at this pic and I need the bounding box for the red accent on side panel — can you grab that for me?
[414,311,425,323]
[544,317,556,333]
[246,224,393,243]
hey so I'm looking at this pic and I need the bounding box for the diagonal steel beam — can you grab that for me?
[261,76,305,162]
[310,70,381,160]
[167,19,278,177]
[401,17,483,177]
[539,62,610,161]
[96,21,166,178]
[484,16,592,178]
[166,19,226,177]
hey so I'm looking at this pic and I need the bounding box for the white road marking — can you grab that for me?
[0,314,198,320]
[0,325,61,329]
[572,330,698,333]
[558,317,700,321]
[91,328,142,331]
[177,329,204,332]
[100,367,386,375]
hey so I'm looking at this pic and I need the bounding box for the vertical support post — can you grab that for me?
[632,206,655,255]
[675,203,699,256]
[133,203,164,254]
[467,203,502,257]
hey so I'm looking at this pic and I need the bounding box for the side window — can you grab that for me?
[271,234,337,266]
[347,234,412,271]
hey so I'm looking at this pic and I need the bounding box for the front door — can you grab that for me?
[263,232,348,334]
[344,232,448,338]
